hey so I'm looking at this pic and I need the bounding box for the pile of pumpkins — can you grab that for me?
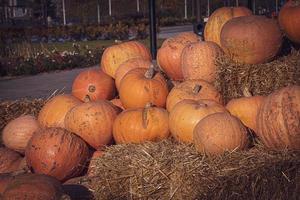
[1,2,300,199]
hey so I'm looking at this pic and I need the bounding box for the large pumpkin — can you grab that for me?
[64,101,120,149]
[193,112,249,156]
[101,41,151,78]
[220,15,282,64]
[38,94,81,128]
[113,104,169,144]
[157,32,201,80]
[119,67,169,109]
[72,69,115,102]
[0,147,23,174]
[166,79,223,112]
[174,32,202,42]
[2,115,40,154]
[181,41,223,83]
[25,128,89,181]
[204,6,252,46]
[115,58,151,90]
[256,85,300,150]
[278,0,300,44]
[169,99,227,143]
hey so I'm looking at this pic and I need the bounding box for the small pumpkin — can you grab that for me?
[25,127,89,181]
[193,112,249,156]
[64,100,120,149]
[166,79,223,112]
[38,94,81,128]
[72,69,115,102]
[119,67,169,109]
[2,115,40,154]
[0,147,23,174]
[113,104,170,144]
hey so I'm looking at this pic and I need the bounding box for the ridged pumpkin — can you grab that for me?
[2,115,40,154]
[115,58,151,90]
[169,99,227,143]
[220,15,282,64]
[72,69,115,102]
[181,41,223,83]
[113,104,169,144]
[256,85,300,150]
[278,0,300,44]
[0,147,23,174]
[157,32,201,80]
[166,79,223,112]
[119,67,169,109]
[226,95,265,132]
[193,112,249,156]
[204,6,252,46]
[38,94,81,128]
[64,101,120,149]
[101,41,151,78]
[25,128,89,181]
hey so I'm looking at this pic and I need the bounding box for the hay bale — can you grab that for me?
[215,50,300,104]
[69,140,300,200]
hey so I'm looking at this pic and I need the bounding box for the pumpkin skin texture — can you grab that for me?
[64,101,120,149]
[157,33,201,80]
[113,106,170,144]
[256,86,300,150]
[38,94,81,128]
[119,68,169,109]
[169,99,227,143]
[101,41,151,78]
[204,6,252,46]
[278,0,300,44]
[0,174,13,195]
[181,41,223,83]
[166,79,223,112]
[226,96,265,132]
[0,147,23,174]
[72,69,115,102]
[193,112,249,156]
[2,174,65,200]
[2,115,40,154]
[115,58,151,91]
[25,128,89,182]
[220,15,282,64]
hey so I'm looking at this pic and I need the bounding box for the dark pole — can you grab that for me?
[248,0,253,11]
[196,0,201,23]
[148,0,157,60]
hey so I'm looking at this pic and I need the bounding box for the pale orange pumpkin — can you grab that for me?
[169,99,227,143]
[38,94,81,128]
[64,100,121,149]
[181,41,223,83]
[113,104,169,144]
[119,67,169,109]
[72,69,115,102]
[2,115,40,154]
[101,41,151,78]
[166,79,223,112]
[174,32,202,42]
[115,58,151,90]
[193,112,249,156]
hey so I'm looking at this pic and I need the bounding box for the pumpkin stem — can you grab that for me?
[243,87,252,97]
[142,103,153,128]
[193,84,202,94]
[144,65,155,79]
[88,85,96,93]
[84,95,91,103]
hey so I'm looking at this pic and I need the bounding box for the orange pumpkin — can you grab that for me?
[119,67,169,109]
[166,79,223,112]
[64,101,120,149]
[115,58,151,91]
[204,6,252,46]
[171,32,202,44]
[278,0,300,44]
[0,147,23,174]
[25,128,89,181]
[113,104,169,144]
[38,94,81,128]
[72,69,115,102]
[2,115,40,154]
[193,112,249,156]
[110,98,125,110]
[220,15,282,64]
[181,41,223,83]
[169,99,227,143]
[256,85,300,150]
[101,41,151,78]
